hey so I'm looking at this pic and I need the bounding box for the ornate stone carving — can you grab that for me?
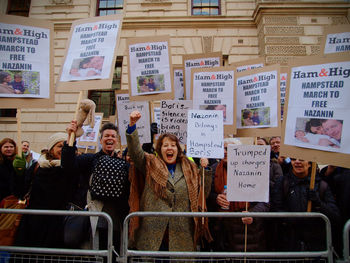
[264,16,298,25]
[266,45,306,55]
[266,36,299,44]
[331,17,349,25]
[310,45,321,55]
[265,26,304,35]
[266,56,292,66]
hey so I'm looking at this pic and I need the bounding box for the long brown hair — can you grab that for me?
[0,138,17,163]
[155,133,183,162]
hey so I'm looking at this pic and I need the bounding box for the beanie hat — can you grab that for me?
[47,132,67,151]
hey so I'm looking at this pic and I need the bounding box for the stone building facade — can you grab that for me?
[0,0,349,152]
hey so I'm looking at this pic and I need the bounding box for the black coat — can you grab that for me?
[0,158,24,201]
[271,171,341,251]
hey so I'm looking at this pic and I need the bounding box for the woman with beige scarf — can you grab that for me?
[126,110,212,252]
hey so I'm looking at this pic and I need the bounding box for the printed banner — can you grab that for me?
[116,92,151,146]
[322,25,350,55]
[227,145,270,202]
[183,52,222,100]
[160,100,192,144]
[284,60,350,154]
[192,68,234,126]
[128,36,172,99]
[77,113,103,147]
[236,69,279,129]
[60,18,121,82]
[173,67,184,100]
[0,21,50,98]
[186,109,224,158]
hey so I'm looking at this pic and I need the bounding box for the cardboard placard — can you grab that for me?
[0,15,54,108]
[150,101,161,124]
[281,53,350,168]
[56,14,123,92]
[227,144,270,202]
[173,65,184,100]
[191,66,236,135]
[231,57,265,73]
[182,52,222,100]
[159,100,193,145]
[321,24,350,55]
[77,112,103,149]
[280,66,289,120]
[127,35,174,101]
[115,90,151,146]
[235,64,281,138]
[186,109,224,159]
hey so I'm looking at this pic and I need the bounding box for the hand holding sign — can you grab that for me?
[130,110,141,126]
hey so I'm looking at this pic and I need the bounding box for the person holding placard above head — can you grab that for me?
[271,158,340,253]
[207,138,269,252]
[126,110,212,252]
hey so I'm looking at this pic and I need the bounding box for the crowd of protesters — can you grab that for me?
[0,111,349,260]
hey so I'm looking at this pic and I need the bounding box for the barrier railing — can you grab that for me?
[122,212,333,263]
[340,219,350,263]
[0,208,114,263]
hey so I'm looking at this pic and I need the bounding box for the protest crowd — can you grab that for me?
[0,109,349,261]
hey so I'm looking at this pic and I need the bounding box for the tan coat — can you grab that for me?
[126,130,211,251]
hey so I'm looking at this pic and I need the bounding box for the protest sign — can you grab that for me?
[57,14,122,91]
[115,90,151,146]
[231,57,265,73]
[281,54,350,168]
[236,64,281,138]
[186,109,224,159]
[77,112,103,150]
[226,144,270,202]
[150,101,161,125]
[127,36,174,101]
[191,66,236,135]
[183,52,222,100]
[160,100,192,145]
[280,67,288,120]
[0,15,54,108]
[321,24,350,55]
[173,66,184,100]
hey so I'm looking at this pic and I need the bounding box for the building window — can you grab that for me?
[97,0,123,16]
[0,0,31,118]
[192,0,220,16]
[88,57,123,117]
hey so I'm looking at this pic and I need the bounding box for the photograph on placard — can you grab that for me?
[200,104,227,122]
[69,56,105,78]
[136,74,165,93]
[241,107,270,127]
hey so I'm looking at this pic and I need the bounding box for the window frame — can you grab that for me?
[191,0,221,16]
[96,0,124,16]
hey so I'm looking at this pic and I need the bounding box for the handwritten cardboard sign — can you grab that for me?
[186,109,224,158]
[115,91,151,146]
[227,144,270,202]
[160,100,192,144]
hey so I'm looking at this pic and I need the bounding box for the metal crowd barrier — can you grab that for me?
[0,208,114,263]
[122,212,334,263]
[338,219,350,263]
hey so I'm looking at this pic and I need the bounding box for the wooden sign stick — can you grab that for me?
[16,108,22,158]
[307,162,317,212]
[202,167,205,224]
[68,91,83,146]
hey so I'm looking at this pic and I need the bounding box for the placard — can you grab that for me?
[57,14,122,91]
[281,54,350,168]
[321,24,350,55]
[127,36,174,101]
[160,100,192,145]
[236,64,281,137]
[150,101,161,124]
[191,66,236,135]
[186,109,224,159]
[115,90,151,146]
[183,52,222,100]
[77,112,103,147]
[232,57,265,73]
[227,144,270,202]
[0,15,54,108]
[280,67,288,120]
[173,65,184,100]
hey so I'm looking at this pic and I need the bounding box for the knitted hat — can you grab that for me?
[47,132,67,151]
